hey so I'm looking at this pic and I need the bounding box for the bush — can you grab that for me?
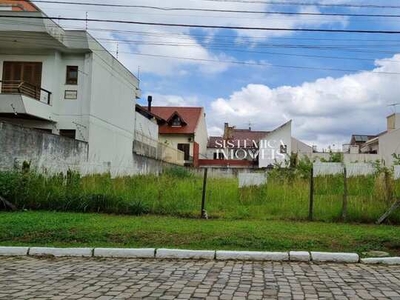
[164,166,193,178]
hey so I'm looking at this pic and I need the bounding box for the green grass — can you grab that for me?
[1,169,400,224]
[1,211,400,255]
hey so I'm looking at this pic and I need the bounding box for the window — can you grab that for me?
[66,66,78,85]
[171,116,182,127]
[178,143,190,161]
[60,130,76,139]
[2,62,43,99]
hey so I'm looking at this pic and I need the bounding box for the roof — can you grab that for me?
[208,129,269,148]
[351,134,376,143]
[0,0,40,11]
[135,105,164,122]
[145,106,203,135]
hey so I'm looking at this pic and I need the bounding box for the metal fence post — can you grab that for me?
[342,167,348,221]
[308,167,314,221]
[201,168,208,219]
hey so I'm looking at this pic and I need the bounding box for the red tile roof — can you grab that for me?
[145,106,203,135]
[0,0,39,11]
[208,129,269,148]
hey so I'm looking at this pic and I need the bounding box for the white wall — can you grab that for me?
[292,137,313,155]
[259,121,292,168]
[194,109,209,159]
[86,53,137,171]
[306,152,381,164]
[135,112,158,147]
[379,128,400,166]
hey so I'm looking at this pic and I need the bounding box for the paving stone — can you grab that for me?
[0,257,399,298]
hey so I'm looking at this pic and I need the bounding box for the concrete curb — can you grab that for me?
[311,252,360,263]
[361,257,400,265]
[28,247,93,257]
[0,246,29,256]
[289,251,311,262]
[93,248,155,258]
[216,251,289,261]
[156,249,215,260]
[1,247,398,264]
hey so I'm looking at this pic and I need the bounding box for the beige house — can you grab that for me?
[143,101,208,167]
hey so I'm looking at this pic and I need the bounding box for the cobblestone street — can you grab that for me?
[0,257,400,300]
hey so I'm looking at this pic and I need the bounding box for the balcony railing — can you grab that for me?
[0,80,51,105]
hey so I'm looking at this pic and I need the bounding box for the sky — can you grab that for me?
[32,0,400,150]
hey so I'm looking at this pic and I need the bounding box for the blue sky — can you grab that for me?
[35,0,400,150]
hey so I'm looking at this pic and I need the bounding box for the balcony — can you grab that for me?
[0,80,53,122]
[1,80,51,104]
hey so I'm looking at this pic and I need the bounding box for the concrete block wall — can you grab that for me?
[0,121,88,173]
[0,121,182,176]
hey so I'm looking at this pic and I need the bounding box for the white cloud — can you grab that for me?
[116,30,233,76]
[144,93,199,107]
[35,0,350,76]
[208,54,400,149]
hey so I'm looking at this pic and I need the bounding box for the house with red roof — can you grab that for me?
[143,99,208,167]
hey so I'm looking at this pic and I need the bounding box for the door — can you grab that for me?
[178,143,190,161]
[2,62,42,99]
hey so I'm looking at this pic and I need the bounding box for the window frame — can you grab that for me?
[66,66,79,85]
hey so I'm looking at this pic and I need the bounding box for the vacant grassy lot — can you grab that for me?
[1,168,399,223]
[0,212,399,255]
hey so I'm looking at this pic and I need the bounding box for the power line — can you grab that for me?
[1,14,400,34]
[2,17,399,44]
[4,29,400,49]
[200,0,400,9]
[96,51,400,75]
[2,20,400,58]
[2,30,400,57]
[30,0,400,18]
[2,37,400,75]
[3,19,400,61]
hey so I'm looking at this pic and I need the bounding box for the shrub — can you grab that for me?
[164,166,193,178]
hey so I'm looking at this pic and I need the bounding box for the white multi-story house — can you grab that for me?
[0,1,141,172]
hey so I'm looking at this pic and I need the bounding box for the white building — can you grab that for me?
[204,121,312,168]
[360,113,400,166]
[0,2,142,173]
